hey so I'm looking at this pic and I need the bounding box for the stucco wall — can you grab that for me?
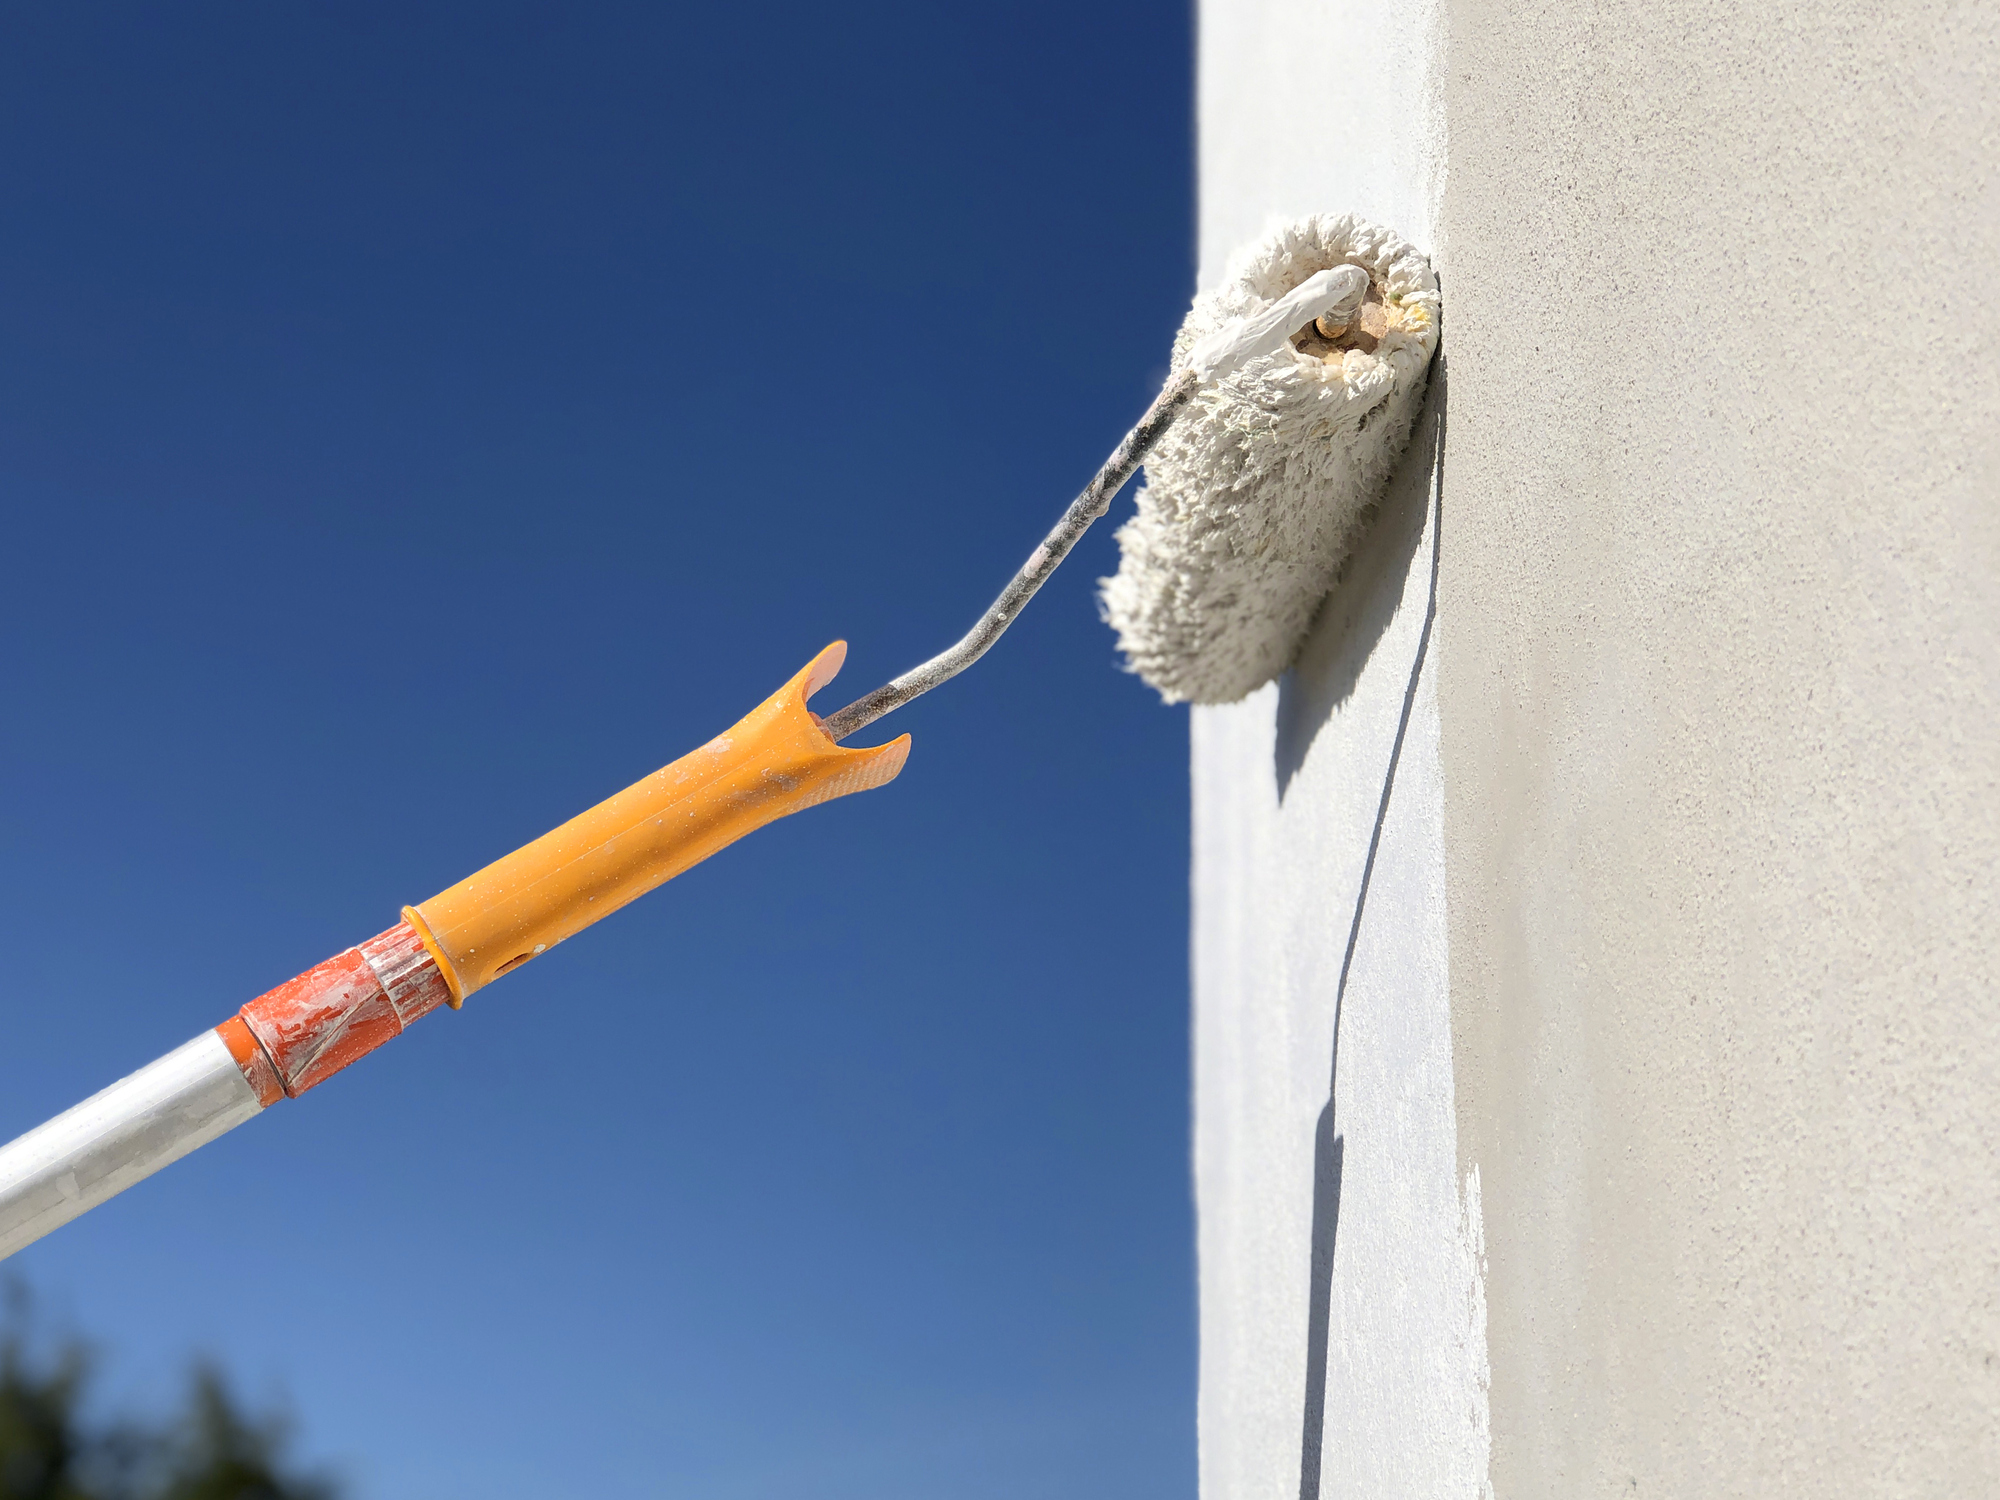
[1437,0,1999,1492]
[1194,0,1998,1494]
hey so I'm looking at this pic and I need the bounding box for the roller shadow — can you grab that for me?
[1292,358,1445,1500]
[1276,360,1447,799]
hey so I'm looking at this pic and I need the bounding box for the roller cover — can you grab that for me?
[1100,215,1439,703]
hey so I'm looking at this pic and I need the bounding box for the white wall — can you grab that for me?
[1192,3,1490,1498]
[1195,0,1999,1494]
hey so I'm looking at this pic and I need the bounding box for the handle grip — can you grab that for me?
[404,641,908,1004]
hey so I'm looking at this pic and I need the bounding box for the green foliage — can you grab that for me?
[0,1285,334,1500]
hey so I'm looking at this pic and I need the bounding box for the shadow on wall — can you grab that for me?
[1276,359,1447,799]
[1280,360,1445,1500]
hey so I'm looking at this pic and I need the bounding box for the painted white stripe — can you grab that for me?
[1193,0,1489,1494]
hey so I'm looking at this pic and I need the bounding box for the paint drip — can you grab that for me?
[1100,214,1440,704]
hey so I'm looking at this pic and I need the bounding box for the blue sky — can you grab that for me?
[0,4,1196,1497]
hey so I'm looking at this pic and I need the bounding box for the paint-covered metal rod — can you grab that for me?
[821,368,1198,742]
[819,265,1369,743]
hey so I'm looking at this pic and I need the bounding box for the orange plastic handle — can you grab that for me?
[403,642,908,1004]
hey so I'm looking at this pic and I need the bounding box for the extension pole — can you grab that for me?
[0,264,1370,1264]
[0,644,907,1261]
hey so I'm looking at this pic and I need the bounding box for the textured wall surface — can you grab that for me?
[1195,0,1998,1494]
[1437,0,2000,1492]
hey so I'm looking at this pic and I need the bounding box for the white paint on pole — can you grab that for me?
[0,1030,263,1260]
[1184,264,1368,380]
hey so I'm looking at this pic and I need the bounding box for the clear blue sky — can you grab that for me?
[0,4,1195,1497]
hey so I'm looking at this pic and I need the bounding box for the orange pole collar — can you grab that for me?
[403,641,908,1005]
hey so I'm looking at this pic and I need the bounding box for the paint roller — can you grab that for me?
[0,214,1439,1261]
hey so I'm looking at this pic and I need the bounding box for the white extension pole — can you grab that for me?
[0,1031,263,1260]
